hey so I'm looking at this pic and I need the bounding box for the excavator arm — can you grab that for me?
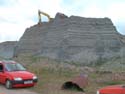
[38,10,51,24]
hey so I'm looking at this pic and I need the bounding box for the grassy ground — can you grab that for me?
[13,55,125,94]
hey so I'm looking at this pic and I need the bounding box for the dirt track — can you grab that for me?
[0,85,39,94]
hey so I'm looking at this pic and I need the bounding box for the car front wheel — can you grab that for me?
[5,80,12,89]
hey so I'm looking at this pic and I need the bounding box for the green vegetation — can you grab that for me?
[102,80,125,85]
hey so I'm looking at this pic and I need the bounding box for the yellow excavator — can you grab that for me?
[38,10,51,24]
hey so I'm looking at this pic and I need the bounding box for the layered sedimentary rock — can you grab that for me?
[15,13,123,64]
[0,41,17,58]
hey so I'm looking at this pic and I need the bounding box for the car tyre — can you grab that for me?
[5,80,12,89]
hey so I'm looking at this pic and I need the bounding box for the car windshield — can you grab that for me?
[5,63,26,71]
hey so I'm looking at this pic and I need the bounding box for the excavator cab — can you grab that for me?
[38,10,51,24]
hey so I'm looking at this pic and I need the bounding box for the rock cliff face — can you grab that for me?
[15,13,123,64]
[0,41,17,58]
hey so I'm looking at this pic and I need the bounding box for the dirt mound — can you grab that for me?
[14,13,123,64]
[0,41,17,58]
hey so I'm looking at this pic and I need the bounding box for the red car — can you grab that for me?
[97,85,125,94]
[0,60,38,89]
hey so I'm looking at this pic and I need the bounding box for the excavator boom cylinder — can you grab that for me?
[38,10,51,24]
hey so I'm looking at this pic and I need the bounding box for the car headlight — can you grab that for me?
[33,76,37,79]
[14,77,22,81]
[96,91,100,94]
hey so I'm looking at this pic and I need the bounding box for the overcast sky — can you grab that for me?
[0,0,125,42]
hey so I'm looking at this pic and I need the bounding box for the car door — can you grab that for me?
[0,64,6,84]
